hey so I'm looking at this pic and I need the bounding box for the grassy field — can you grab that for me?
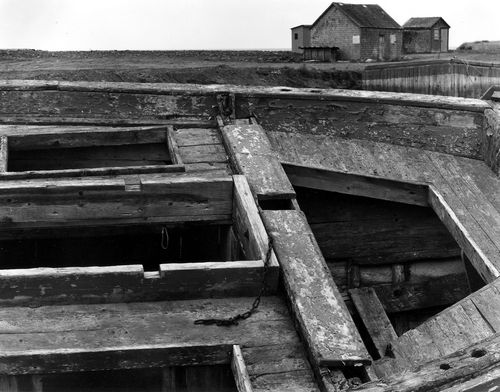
[0,47,497,89]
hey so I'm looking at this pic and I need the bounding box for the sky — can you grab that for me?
[0,0,498,51]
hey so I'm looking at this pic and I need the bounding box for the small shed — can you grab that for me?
[291,25,311,53]
[403,17,450,53]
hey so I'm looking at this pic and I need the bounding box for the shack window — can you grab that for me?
[433,28,439,40]
[352,35,360,44]
[294,33,299,40]
[390,34,396,44]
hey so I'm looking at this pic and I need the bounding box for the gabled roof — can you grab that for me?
[312,2,402,30]
[403,17,450,29]
[291,24,311,30]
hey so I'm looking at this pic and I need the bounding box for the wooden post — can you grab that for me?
[0,135,8,173]
[231,345,253,392]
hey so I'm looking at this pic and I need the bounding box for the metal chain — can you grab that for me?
[161,226,169,250]
[194,236,274,327]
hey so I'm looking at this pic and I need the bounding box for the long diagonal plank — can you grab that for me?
[263,209,370,366]
[350,287,398,359]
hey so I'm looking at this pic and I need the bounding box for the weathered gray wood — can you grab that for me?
[0,258,279,307]
[0,136,7,173]
[231,345,253,392]
[232,175,280,289]
[166,126,183,165]
[0,80,487,111]
[470,280,500,332]
[428,186,500,283]
[0,164,185,180]
[242,342,319,392]
[0,296,299,375]
[241,97,484,158]
[350,287,398,358]
[371,274,470,313]
[483,108,500,176]
[263,209,370,367]
[178,144,227,164]
[429,153,500,255]
[172,128,222,147]
[158,260,277,299]
[5,125,169,150]
[0,90,218,121]
[355,333,500,392]
[221,124,295,200]
[283,163,428,206]
[439,366,500,392]
[375,282,498,378]
[0,265,144,306]
[0,173,233,228]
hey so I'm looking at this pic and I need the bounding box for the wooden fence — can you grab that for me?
[363,59,500,98]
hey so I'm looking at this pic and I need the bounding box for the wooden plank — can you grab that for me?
[372,275,470,313]
[0,173,233,228]
[439,366,500,392]
[173,128,222,147]
[232,175,279,290]
[350,287,397,358]
[283,163,428,206]
[0,80,488,112]
[0,90,218,121]
[233,175,278,261]
[178,144,227,164]
[240,97,484,158]
[428,186,500,283]
[267,132,433,186]
[358,332,500,392]
[242,342,320,391]
[482,108,500,175]
[0,258,279,307]
[6,126,169,150]
[231,345,253,392]
[166,126,183,165]
[221,124,295,200]
[0,136,7,173]
[0,117,216,128]
[0,296,297,375]
[470,281,500,332]
[0,265,144,306]
[158,260,277,299]
[0,164,185,180]
[429,152,500,255]
[263,210,370,367]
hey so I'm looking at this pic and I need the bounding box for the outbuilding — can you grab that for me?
[291,2,403,61]
[403,17,450,53]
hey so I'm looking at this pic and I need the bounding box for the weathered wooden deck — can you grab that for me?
[0,81,499,391]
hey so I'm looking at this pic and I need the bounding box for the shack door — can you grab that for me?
[378,35,385,61]
[441,29,448,52]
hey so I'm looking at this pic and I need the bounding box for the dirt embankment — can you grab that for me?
[0,50,362,89]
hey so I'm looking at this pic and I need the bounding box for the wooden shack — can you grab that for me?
[0,80,499,391]
[291,2,402,61]
[403,17,450,53]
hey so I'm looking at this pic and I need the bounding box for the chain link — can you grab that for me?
[194,236,274,327]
